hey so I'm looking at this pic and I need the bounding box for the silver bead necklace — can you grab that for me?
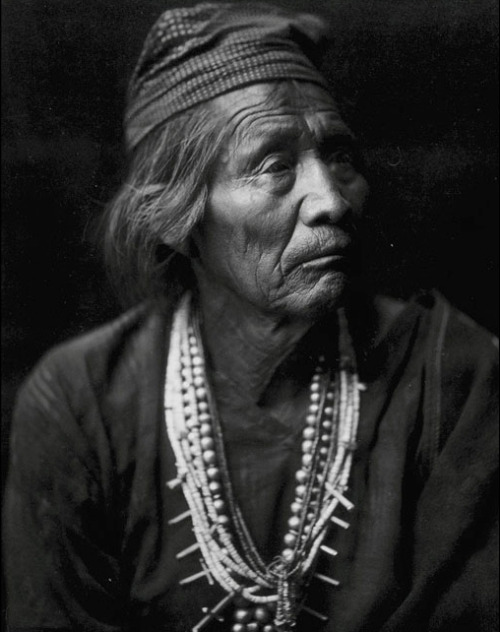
[165,292,361,631]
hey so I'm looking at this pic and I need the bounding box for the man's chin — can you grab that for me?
[276,273,350,319]
[307,284,349,318]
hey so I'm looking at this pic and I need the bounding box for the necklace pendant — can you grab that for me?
[313,571,340,587]
[166,476,182,490]
[273,573,299,631]
[168,508,192,525]
[300,604,329,623]
[179,568,211,586]
[176,542,200,559]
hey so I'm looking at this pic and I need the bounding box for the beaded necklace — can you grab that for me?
[164,292,361,631]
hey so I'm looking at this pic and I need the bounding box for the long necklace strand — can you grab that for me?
[164,292,361,631]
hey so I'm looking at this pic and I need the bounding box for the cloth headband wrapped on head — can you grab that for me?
[125,1,330,152]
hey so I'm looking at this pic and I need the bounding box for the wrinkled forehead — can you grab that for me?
[211,82,352,149]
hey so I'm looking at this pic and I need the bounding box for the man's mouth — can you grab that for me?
[298,240,354,270]
[301,252,352,272]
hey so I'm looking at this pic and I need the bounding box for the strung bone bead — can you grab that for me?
[199,413,211,424]
[282,548,294,562]
[306,414,316,425]
[331,515,350,529]
[206,467,220,480]
[309,403,319,414]
[301,604,329,622]
[190,351,200,364]
[302,440,314,453]
[202,450,216,465]
[322,420,332,430]
[290,501,302,514]
[217,514,230,526]
[193,376,204,388]
[295,469,307,484]
[283,532,297,547]
[200,437,214,451]
[198,400,208,411]
[213,499,226,513]
[200,423,212,436]
[310,392,321,403]
[209,481,222,494]
[254,607,271,623]
[314,572,340,587]
[195,387,208,400]
[231,625,245,632]
[166,476,182,490]
[295,485,307,498]
[303,426,315,440]
[288,516,301,530]
[321,544,338,557]
[263,626,274,632]
[324,406,333,417]
[302,454,313,468]
[247,623,259,632]
[234,608,252,623]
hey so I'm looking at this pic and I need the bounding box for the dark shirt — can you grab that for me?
[3,291,498,631]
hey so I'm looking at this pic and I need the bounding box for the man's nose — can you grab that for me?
[298,158,351,226]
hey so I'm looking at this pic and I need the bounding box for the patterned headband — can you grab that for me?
[125,2,330,152]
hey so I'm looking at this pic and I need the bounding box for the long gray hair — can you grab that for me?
[103,100,228,307]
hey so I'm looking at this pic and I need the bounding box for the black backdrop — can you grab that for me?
[2,0,498,525]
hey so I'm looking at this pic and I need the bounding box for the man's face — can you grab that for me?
[192,82,370,318]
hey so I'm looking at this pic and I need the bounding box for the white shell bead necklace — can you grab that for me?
[164,292,361,631]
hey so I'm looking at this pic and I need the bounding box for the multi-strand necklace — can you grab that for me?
[164,292,361,631]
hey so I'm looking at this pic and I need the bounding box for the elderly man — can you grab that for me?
[3,3,498,632]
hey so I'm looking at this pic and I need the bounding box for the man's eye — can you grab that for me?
[325,147,361,183]
[329,148,355,165]
[261,159,291,175]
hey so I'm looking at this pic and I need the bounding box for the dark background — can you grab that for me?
[1,0,498,567]
[1,0,498,626]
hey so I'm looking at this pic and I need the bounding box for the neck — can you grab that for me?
[194,272,313,402]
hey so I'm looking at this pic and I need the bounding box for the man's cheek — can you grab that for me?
[244,219,291,254]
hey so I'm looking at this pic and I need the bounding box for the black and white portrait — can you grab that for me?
[2,1,498,631]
